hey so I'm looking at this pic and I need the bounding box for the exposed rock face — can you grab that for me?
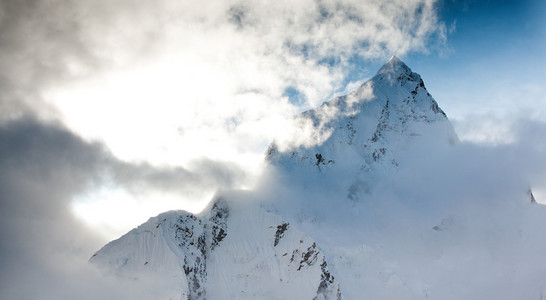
[274,222,289,247]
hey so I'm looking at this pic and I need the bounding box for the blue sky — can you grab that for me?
[351,0,546,125]
[408,0,546,137]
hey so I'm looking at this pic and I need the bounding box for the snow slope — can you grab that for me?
[91,197,341,300]
[91,57,546,299]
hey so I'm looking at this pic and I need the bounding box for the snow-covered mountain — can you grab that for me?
[91,57,546,299]
[267,56,457,173]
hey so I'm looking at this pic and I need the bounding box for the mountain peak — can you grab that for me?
[388,55,401,63]
[266,57,457,173]
[376,55,411,76]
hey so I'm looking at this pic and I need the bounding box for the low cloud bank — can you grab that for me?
[248,116,546,299]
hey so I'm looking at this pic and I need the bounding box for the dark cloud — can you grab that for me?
[0,0,85,118]
[0,115,246,298]
[0,116,107,298]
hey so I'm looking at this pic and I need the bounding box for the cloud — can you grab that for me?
[0,116,248,298]
[375,115,546,207]
[0,0,447,170]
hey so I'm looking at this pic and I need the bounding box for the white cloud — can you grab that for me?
[4,0,446,173]
[451,114,518,145]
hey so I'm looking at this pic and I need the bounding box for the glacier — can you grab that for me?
[91,57,546,299]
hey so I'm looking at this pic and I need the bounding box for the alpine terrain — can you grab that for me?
[91,57,546,299]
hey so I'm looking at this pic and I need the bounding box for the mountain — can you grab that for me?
[91,57,546,299]
[267,56,457,173]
